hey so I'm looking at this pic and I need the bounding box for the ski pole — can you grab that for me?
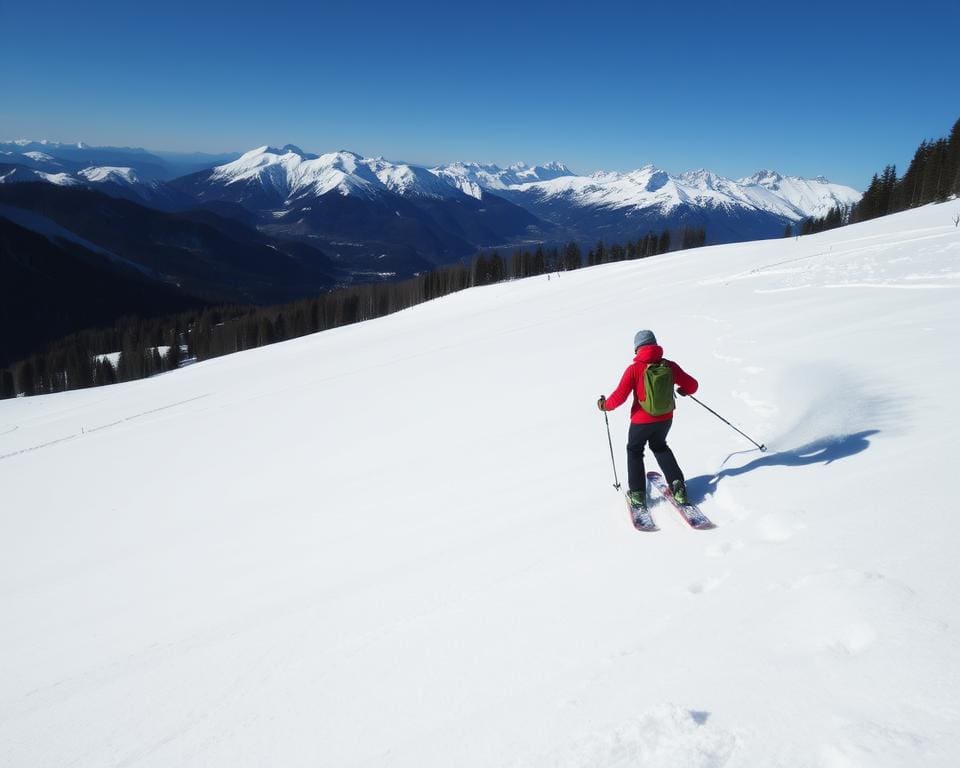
[687,394,767,452]
[600,398,622,490]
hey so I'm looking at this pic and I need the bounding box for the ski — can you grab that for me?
[646,471,716,530]
[625,493,658,532]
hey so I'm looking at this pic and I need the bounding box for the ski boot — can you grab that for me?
[671,479,688,505]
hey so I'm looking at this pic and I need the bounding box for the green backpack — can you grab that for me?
[639,361,675,416]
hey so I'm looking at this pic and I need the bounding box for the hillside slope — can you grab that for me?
[1,202,959,767]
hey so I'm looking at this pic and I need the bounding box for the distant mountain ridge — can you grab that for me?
[0,140,240,182]
[2,138,862,262]
[433,161,860,232]
[169,145,552,269]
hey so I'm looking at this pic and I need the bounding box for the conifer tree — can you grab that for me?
[562,242,582,270]
[658,230,671,254]
[949,118,960,195]
[472,254,489,286]
[167,334,181,370]
[533,245,546,275]
[488,252,505,283]
[17,360,36,396]
[1,369,14,399]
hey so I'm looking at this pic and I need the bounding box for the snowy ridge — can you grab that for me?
[22,151,57,163]
[435,160,861,221]
[206,146,858,223]
[429,160,576,197]
[78,166,142,185]
[737,169,861,219]
[3,138,860,229]
[31,170,80,187]
[208,146,465,201]
[2,202,959,766]
[0,164,163,193]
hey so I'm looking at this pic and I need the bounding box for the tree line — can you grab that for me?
[800,116,960,236]
[1,225,706,400]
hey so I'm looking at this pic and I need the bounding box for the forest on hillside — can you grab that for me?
[801,117,960,235]
[1,226,705,399]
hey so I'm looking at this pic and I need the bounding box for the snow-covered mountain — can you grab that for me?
[736,169,859,219]
[430,160,575,197]
[3,202,958,766]
[0,140,169,180]
[432,161,861,242]
[0,160,189,208]
[172,146,551,269]
[0,140,240,182]
[198,145,522,204]
[0,140,193,208]
[3,138,863,257]
[0,164,80,188]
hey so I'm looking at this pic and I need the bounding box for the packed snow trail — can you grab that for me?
[2,203,959,767]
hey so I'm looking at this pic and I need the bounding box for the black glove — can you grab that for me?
[676,388,689,397]
[597,395,607,411]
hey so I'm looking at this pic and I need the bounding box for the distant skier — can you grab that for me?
[597,330,698,510]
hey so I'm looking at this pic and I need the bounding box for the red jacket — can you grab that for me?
[604,345,699,424]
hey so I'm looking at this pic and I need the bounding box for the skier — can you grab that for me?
[597,329,698,511]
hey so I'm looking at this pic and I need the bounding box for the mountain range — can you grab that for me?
[2,140,861,257]
[1,138,861,363]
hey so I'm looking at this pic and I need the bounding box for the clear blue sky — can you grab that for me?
[3,0,958,189]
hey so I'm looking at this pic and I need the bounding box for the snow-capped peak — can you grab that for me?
[428,160,577,199]
[741,169,786,188]
[78,166,142,185]
[439,160,861,222]
[734,170,859,219]
[208,146,468,202]
[22,151,56,163]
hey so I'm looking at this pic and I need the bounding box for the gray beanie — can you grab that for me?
[633,329,657,350]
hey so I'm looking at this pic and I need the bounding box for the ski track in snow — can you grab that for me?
[2,202,960,767]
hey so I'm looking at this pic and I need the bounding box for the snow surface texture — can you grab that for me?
[2,203,960,767]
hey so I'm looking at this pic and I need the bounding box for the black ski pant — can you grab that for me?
[627,419,684,493]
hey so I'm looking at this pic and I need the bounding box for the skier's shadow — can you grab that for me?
[685,429,879,502]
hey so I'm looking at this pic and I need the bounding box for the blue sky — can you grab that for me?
[2,0,958,189]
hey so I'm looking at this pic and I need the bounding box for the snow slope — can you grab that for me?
[2,202,959,767]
